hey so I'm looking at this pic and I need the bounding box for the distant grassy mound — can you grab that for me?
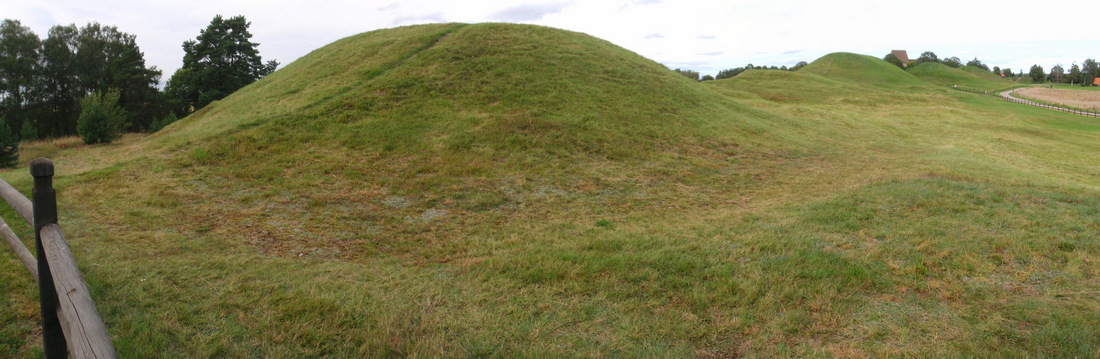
[799,52,927,87]
[958,65,1005,81]
[908,62,1011,90]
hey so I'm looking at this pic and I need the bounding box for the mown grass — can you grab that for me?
[1049,83,1100,91]
[2,24,1100,357]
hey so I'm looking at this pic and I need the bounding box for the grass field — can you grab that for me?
[2,23,1100,358]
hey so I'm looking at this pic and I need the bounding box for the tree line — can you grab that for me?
[674,61,810,82]
[885,50,1099,86]
[0,15,276,166]
[1025,60,1099,85]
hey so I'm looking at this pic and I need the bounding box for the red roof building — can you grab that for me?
[1094,77,1100,86]
[891,50,910,67]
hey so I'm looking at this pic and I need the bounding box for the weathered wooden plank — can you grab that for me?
[0,177,33,225]
[0,217,37,280]
[41,224,118,359]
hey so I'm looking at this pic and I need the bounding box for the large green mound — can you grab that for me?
[156,23,765,164]
[908,62,1011,90]
[799,52,927,87]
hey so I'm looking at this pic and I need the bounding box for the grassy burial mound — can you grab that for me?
[2,24,1100,358]
[908,62,1013,91]
[798,52,928,88]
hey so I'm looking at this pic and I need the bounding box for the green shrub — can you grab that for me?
[19,120,37,141]
[77,88,126,144]
[149,112,178,133]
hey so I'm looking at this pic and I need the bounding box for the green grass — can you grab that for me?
[1049,83,1100,91]
[3,23,1100,357]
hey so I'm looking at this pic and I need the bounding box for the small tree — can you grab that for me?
[0,120,18,168]
[700,74,714,81]
[992,66,1001,76]
[77,88,126,144]
[1029,65,1045,83]
[790,61,809,71]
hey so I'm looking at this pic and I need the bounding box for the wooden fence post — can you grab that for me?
[32,158,67,358]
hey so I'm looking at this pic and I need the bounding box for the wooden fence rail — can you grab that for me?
[1,158,117,359]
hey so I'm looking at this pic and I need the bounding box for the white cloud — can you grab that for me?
[489,2,572,22]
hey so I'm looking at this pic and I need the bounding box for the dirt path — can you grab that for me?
[1013,88,1100,111]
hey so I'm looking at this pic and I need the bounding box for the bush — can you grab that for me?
[149,112,178,133]
[20,120,37,141]
[0,121,19,168]
[78,88,126,144]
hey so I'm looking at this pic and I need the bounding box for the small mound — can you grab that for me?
[958,65,1006,81]
[908,62,1010,90]
[799,52,926,87]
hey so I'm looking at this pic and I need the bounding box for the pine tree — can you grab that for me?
[165,15,278,115]
[77,89,126,144]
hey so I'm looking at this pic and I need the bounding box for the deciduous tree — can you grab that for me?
[1067,63,1082,85]
[1029,65,1045,83]
[942,57,962,68]
[34,23,161,135]
[1048,65,1065,83]
[883,53,904,69]
[965,57,989,71]
[1082,59,1098,86]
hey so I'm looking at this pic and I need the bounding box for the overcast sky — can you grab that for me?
[4,0,1099,83]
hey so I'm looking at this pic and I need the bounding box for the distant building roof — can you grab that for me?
[1094,77,1100,86]
[891,50,910,66]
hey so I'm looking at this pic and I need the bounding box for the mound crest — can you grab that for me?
[799,52,925,87]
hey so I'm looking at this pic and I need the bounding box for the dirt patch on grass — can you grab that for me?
[1015,88,1100,111]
